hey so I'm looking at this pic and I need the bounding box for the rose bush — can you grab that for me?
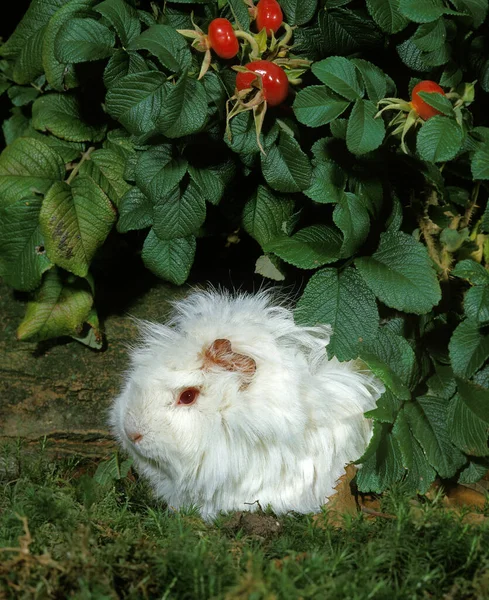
[1,0,489,492]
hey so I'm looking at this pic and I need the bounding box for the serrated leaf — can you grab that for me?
[452,259,489,285]
[32,94,106,142]
[319,8,384,56]
[366,389,403,423]
[254,254,286,281]
[333,192,370,257]
[135,146,187,202]
[356,424,405,493]
[54,18,116,63]
[355,230,441,314]
[472,146,489,180]
[312,56,364,100]
[457,378,489,424]
[464,285,489,324]
[157,73,208,138]
[142,230,196,285]
[8,86,40,107]
[417,91,454,116]
[0,196,52,291]
[42,0,92,91]
[261,131,312,193]
[351,59,387,104]
[1,0,66,59]
[359,352,411,400]
[105,71,167,136]
[411,19,446,52]
[242,185,295,247]
[293,86,351,128]
[392,409,436,493]
[364,327,417,389]
[79,149,131,207]
[153,182,206,240]
[71,306,104,350]
[188,160,235,206]
[227,0,251,29]
[27,130,85,163]
[280,0,318,24]
[40,176,117,277]
[117,187,153,233]
[451,0,488,27]
[17,268,93,342]
[448,393,489,456]
[94,454,133,484]
[304,160,346,204]
[397,38,432,71]
[12,26,45,85]
[366,0,409,33]
[405,395,466,478]
[295,266,379,361]
[0,137,65,205]
[225,111,263,155]
[427,363,456,399]
[103,49,149,89]
[95,0,141,46]
[399,0,458,22]
[417,116,463,163]
[264,225,343,269]
[449,318,489,379]
[128,25,192,74]
[458,457,489,484]
[347,99,385,155]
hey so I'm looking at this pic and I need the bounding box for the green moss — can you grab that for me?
[1,442,489,599]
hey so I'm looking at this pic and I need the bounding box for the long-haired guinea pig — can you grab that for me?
[110,289,383,520]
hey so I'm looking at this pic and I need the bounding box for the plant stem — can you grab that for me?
[66,147,95,185]
[235,30,260,59]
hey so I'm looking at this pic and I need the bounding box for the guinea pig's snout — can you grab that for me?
[125,429,143,444]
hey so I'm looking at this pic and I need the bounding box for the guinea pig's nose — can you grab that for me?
[125,429,143,444]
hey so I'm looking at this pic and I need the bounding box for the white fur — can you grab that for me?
[110,289,383,520]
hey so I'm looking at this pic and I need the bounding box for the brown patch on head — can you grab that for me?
[202,339,256,385]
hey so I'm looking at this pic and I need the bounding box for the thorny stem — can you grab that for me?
[66,147,95,185]
[460,181,481,229]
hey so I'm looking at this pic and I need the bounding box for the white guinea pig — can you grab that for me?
[110,289,383,520]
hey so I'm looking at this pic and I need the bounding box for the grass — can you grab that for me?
[1,441,489,599]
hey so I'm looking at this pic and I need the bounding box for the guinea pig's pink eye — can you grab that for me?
[178,387,199,406]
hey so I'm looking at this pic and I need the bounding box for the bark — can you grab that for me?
[0,281,187,458]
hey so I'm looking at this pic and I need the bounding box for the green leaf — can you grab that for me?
[457,378,489,424]
[227,0,251,29]
[153,182,206,240]
[449,319,489,379]
[397,38,432,71]
[79,149,131,207]
[12,26,45,85]
[392,409,436,493]
[448,393,489,456]
[157,74,208,138]
[27,130,85,163]
[295,266,379,361]
[135,146,187,202]
[359,352,411,401]
[95,0,141,46]
[0,137,65,205]
[333,192,370,257]
[142,230,196,285]
[450,0,488,27]
[93,454,133,485]
[254,254,286,281]
[452,259,489,285]
[264,225,343,269]
[42,0,92,91]
[0,196,52,291]
[105,71,167,136]
[17,268,93,342]
[417,91,454,117]
[103,49,149,89]
[458,458,489,484]
[364,327,417,389]
[242,185,295,247]
[351,59,387,104]
[405,395,466,478]
[293,86,350,128]
[472,146,489,180]
[355,230,441,314]
[188,160,236,206]
[411,19,446,52]
[71,307,104,350]
[280,0,318,25]
[417,116,463,163]
[366,389,403,423]
[54,18,116,63]
[464,285,489,324]
[128,25,192,74]
[7,86,40,107]
[1,0,66,58]
[312,56,364,101]
[304,160,346,204]
[225,111,263,155]
[261,131,312,193]
[356,424,405,493]
[32,94,106,142]
[319,8,384,56]
[366,0,409,33]
[399,0,458,22]
[39,176,117,277]
[346,99,386,155]
[427,363,456,400]
[117,187,153,233]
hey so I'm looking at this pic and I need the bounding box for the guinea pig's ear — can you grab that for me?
[202,339,256,384]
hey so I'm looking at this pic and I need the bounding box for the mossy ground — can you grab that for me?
[1,441,489,600]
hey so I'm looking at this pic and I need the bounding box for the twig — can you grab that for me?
[66,147,95,185]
